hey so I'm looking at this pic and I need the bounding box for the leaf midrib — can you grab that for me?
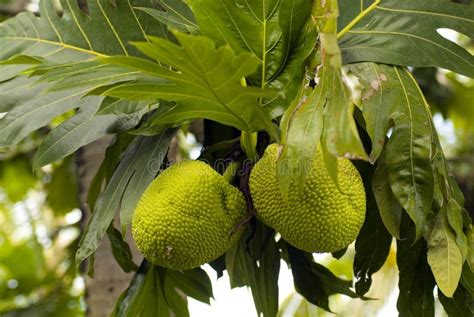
[376,6,474,23]
[347,30,473,67]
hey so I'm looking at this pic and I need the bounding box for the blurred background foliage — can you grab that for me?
[0,0,472,316]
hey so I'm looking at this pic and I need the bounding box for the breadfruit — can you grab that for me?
[132,160,247,270]
[249,144,366,253]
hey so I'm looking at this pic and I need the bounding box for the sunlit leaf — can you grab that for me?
[187,0,317,114]
[92,32,278,138]
[0,0,167,147]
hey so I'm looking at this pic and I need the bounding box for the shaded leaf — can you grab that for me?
[438,284,474,317]
[112,262,169,317]
[372,154,402,239]
[461,263,474,297]
[353,161,392,296]
[164,268,213,305]
[226,222,280,317]
[397,218,436,317]
[288,245,360,312]
[107,225,139,273]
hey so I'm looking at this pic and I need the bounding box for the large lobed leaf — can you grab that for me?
[339,0,474,77]
[186,0,318,115]
[92,32,278,137]
[0,0,167,160]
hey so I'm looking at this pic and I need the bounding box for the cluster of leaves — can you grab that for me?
[0,0,473,316]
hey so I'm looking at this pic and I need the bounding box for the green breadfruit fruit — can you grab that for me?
[132,160,247,270]
[249,144,366,253]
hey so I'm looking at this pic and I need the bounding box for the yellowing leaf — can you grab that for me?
[427,209,463,297]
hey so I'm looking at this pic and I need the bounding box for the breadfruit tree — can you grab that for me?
[0,0,473,316]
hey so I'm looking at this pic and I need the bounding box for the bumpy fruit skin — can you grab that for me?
[249,144,366,253]
[132,160,247,270]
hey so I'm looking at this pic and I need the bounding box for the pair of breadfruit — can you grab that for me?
[132,144,366,270]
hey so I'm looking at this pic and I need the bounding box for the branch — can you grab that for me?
[0,0,29,16]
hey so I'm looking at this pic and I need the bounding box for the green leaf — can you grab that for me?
[338,0,373,30]
[438,284,474,317]
[113,262,170,317]
[95,32,278,137]
[87,133,135,209]
[0,0,167,147]
[158,267,189,317]
[372,155,402,239]
[288,245,360,312]
[97,98,152,116]
[320,63,368,161]
[277,27,368,197]
[467,228,474,271]
[164,268,213,305]
[0,86,98,148]
[353,161,392,296]
[75,131,174,266]
[107,225,139,273]
[461,263,474,297]
[312,3,368,163]
[136,1,199,34]
[187,0,317,114]
[350,63,434,239]
[33,99,146,169]
[339,0,474,77]
[226,223,280,317]
[396,218,436,317]
[446,198,469,260]
[277,85,324,198]
[45,157,78,215]
[0,0,167,63]
[427,207,463,298]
